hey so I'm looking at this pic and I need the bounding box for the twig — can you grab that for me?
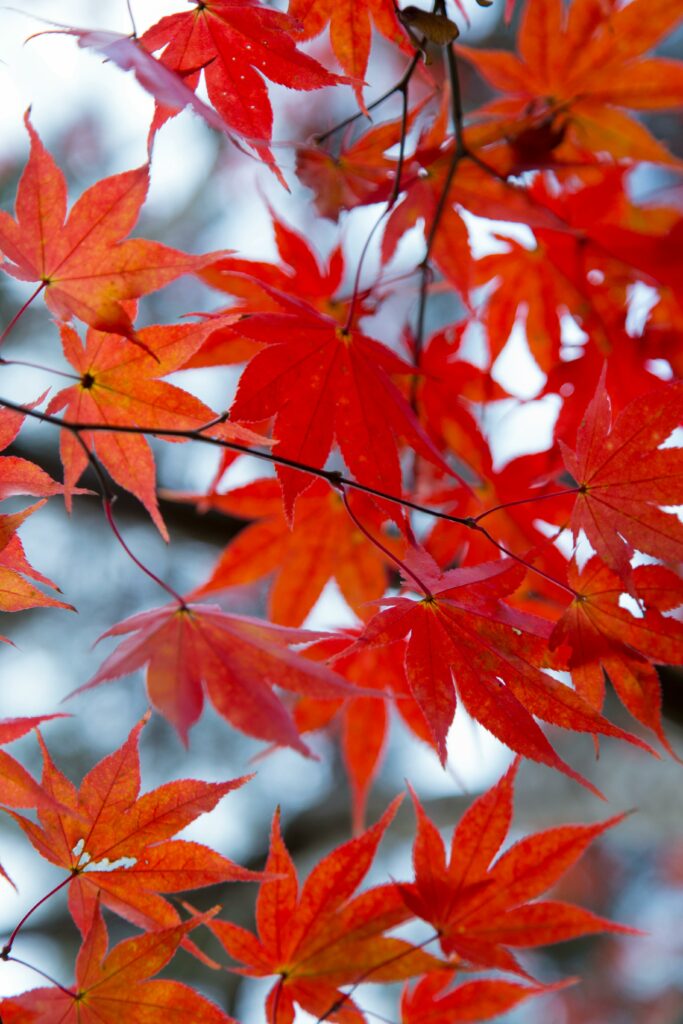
[0,396,576,596]
[314,52,421,145]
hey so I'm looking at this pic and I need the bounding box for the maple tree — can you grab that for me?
[0,0,681,1021]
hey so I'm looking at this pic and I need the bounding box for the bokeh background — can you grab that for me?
[0,2,682,1021]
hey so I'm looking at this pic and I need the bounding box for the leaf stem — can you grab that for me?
[315,931,441,1023]
[338,483,433,599]
[1,875,71,958]
[472,488,579,523]
[2,954,75,997]
[103,499,187,607]
[0,284,46,347]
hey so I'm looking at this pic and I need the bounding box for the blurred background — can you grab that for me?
[0,1,682,1022]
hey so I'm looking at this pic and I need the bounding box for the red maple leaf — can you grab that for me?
[230,300,450,514]
[551,557,683,758]
[401,762,636,975]
[81,602,364,750]
[561,370,683,586]
[348,548,650,788]
[139,0,346,182]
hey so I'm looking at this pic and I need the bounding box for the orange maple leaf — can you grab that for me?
[184,478,395,625]
[401,970,567,1024]
[458,0,683,165]
[45,315,262,540]
[0,114,222,339]
[288,0,408,106]
[3,716,259,938]
[0,904,235,1023]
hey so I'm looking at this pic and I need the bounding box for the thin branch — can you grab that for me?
[0,356,80,381]
[0,396,575,596]
[60,413,187,606]
[469,521,577,597]
[125,0,138,37]
[473,488,579,523]
[411,38,467,407]
[343,57,416,333]
[314,52,421,145]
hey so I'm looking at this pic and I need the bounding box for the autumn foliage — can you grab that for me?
[0,0,682,1021]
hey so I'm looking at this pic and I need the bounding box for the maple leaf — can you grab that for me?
[209,799,445,1024]
[457,0,683,166]
[0,404,75,621]
[3,716,260,937]
[80,602,365,750]
[139,1,346,182]
[561,370,683,586]
[287,0,407,106]
[401,762,636,975]
[45,316,263,540]
[0,115,221,339]
[348,548,651,789]
[230,301,450,514]
[1,903,235,1023]
[551,557,683,758]
[401,970,567,1024]
[182,478,395,625]
[0,714,67,745]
